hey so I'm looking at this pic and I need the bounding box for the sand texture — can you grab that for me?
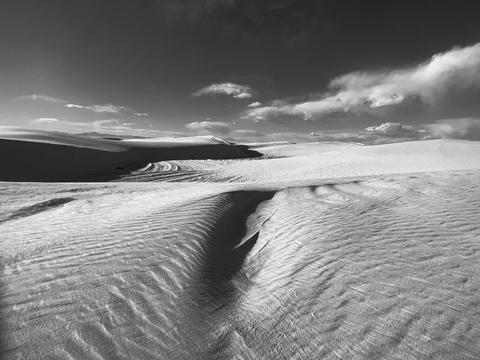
[1,131,480,359]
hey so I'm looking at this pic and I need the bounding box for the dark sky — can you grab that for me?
[1,0,480,138]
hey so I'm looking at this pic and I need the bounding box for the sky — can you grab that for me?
[1,0,480,142]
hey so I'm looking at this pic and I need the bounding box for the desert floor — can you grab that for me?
[2,136,480,359]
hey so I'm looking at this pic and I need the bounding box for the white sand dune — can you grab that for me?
[0,128,259,181]
[115,139,480,183]
[1,135,480,359]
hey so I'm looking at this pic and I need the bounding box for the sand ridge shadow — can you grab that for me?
[193,191,275,309]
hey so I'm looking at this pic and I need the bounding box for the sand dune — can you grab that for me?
[1,132,480,359]
[0,128,259,181]
[115,139,480,183]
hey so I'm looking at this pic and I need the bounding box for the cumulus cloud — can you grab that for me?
[16,94,66,103]
[246,42,480,121]
[248,101,262,107]
[194,82,254,99]
[185,121,233,134]
[424,118,480,140]
[364,122,429,138]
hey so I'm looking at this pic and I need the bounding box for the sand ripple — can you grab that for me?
[2,171,480,359]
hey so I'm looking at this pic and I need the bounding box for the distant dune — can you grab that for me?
[0,128,260,181]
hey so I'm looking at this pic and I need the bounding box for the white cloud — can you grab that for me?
[16,94,66,103]
[424,118,480,140]
[194,82,254,99]
[64,103,127,114]
[17,95,135,115]
[134,112,149,116]
[185,121,233,134]
[364,122,429,138]
[248,101,262,107]
[86,104,126,113]
[65,103,86,109]
[28,117,161,137]
[32,117,61,124]
[245,42,480,121]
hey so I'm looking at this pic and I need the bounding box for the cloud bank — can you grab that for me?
[194,82,254,99]
[246,42,480,121]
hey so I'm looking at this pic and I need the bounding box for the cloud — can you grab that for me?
[134,112,149,116]
[28,117,164,137]
[15,94,66,103]
[245,42,480,121]
[225,121,438,144]
[87,104,126,113]
[194,82,254,99]
[248,101,262,107]
[185,121,233,134]
[363,122,429,138]
[64,103,127,114]
[32,117,61,124]
[424,118,480,140]
[65,103,85,109]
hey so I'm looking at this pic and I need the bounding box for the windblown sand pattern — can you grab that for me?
[2,170,480,359]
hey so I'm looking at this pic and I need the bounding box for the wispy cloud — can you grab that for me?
[245,42,480,121]
[15,94,66,103]
[134,112,149,117]
[32,117,61,124]
[194,82,254,99]
[15,95,136,115]
[87,104,126,113]
[65,103,85,109]
[185,120,233,134]
[65,103,126,114]
[248,101,262,107]
[28,117,163,137]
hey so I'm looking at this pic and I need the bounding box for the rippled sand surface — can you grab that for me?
[2,140,480,359]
